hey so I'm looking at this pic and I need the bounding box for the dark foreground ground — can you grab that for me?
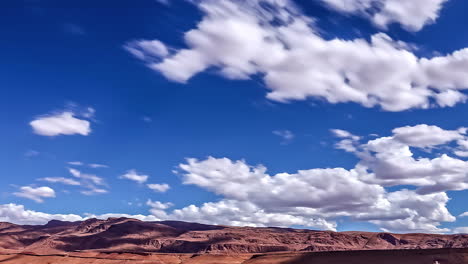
[0,248,467,264]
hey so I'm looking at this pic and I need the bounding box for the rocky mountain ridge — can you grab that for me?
[0,217,467,254]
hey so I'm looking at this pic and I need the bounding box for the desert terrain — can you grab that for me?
[0,217,467,263]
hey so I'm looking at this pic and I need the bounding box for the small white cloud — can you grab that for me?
[81,188,108,196]
[68,168,108,195]
[69,168,81,177]
[82,107,95,118]
[125,40,169,60]
[147,200,173,210]
[459,212,468,217]
[147,183,170,193]
[39,177,81,186]
[68,161,84,166]
[88,163,108,168]
[30,112,91,137]
[330,129,360,140]
[68,162,108,168]
[13,186,56,203]
[120,170,149,184]
[272,130,295,145]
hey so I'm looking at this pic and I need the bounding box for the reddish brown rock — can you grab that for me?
[0,218,467,255]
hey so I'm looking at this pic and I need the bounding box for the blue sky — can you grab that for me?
[2,0,468,233]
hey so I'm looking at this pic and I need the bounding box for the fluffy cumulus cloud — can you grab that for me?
[0,204,82,225]
[13,186,56,203]
[344,125,468,194]
[151,199,337,230]
[126,0,468,112]
[30,112,91,136]
[0,203,161,225]
[320,0,448,31]
[120,170,149,184]
[6,124,468,232]
[142,124,468,233]
[392,124,465,148]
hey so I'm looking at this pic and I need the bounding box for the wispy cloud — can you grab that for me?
[120,170,149,184]
[39,177,81,186]
[13,186,56,203]
[273,130,295,145]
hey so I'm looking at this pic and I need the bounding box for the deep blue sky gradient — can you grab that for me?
[1,0,468,231]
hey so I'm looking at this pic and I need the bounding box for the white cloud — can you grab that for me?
[127,0,468,112]
[68,168,108,195]
[367,190,454,233]
[141,124,468,232]
[68,161,84,166]
[148,199,337,230]
[147,200,173,210]
[88,163,108,168]
[453,138,468,158]
[120,170,149,184]
[125,40,169,60]
[460,212,468,217]
[330,129,360,140]
[272,130,295,145]
[39,177,81,186]
[392,124,464,148]
[30,112,91,136]
[81,188,108,196]
[68,161,108,168]
[13,186,56,203]
[179,157,383,209]
[453,227,468,234]
[0,203,160,225]
[84,213,160,221]
[164,154,455,233]
[9,124,468,232]
[320,0,448,31]
[147,183,170,192]
[352,125,468,194]
[331,129,361,153]
[0,204,82,225]
[434,90,467,107]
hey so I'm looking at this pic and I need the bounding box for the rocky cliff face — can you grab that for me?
[0,218,467,254]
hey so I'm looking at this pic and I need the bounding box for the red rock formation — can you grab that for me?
[0,218,467,255]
